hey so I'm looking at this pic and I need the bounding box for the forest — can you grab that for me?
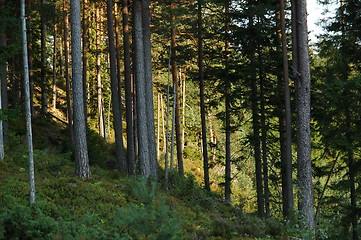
[0,0,360,239]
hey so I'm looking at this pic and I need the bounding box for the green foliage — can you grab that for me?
[114,179,182,240]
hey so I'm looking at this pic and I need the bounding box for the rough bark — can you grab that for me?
[121,0,135,175]
[82,0,88,124]
[170,0,184,177]
[40,0,48,114]
[96,7,105,139]
[70,0,90,178]
[52,25,57,110]
[63,0,73,139]
[21,0,36,204]
[133,0,150,177]
[141,0,158,177]
[106,0,127,173]
[198,0,210,191]
[279,0,295,220]
[292,0,315,231]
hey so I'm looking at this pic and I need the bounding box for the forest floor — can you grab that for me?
[0,116,293,240]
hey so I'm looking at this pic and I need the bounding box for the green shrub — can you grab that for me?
[114,179,182,240]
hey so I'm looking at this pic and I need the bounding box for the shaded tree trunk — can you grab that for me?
[292,0,315,232]
[121,0,135,175]
[224,1,231,203]
[141,0,158,177]
[21,0,36,204]
[40,0,48,114]
[106,0,127,173]
[63,0,73,139]
[82,0,88,125]
[198,0,210,191]
[170,0,184,177]
[70,0,90,178]
[133,0,150,177]
[278,0,295,220]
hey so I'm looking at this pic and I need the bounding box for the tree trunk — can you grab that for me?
[248,11,264,216]
[198,0,210,191]
[170,0,184,177]
[52,25,57,111]
[96,7,106,139]
[0,26,8,146]
[70,0,90,178]
[259,57,270,218]
[63,0,73,139]
[106,0,127,173]
[292,0,315,232]
[21,0,36,204]
[82,0,88,125]
[133,0,151,177]
[141,0,157,177]
[279,0,295,220]
[40,0,48,114]
[121,0,135,175]
[224,1,231,203]
[26,0,34,114]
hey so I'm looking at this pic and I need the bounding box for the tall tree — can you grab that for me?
[21,0,36,204]
[133,0,151,177]
[292,0,315,231]
[198,0,210,191]
[170,0,184,177]
[106,0,127,172]
[63,0,73,139]
[121,0,135,175]
[279,0,294,220]
[82,0,88,124]
[141,0,158,176]
[40,0,48,114]
[224,0,232,203]
[70,0,90,178]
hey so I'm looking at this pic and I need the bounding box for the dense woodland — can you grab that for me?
[0,0,360,239]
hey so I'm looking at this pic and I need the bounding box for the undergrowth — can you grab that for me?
[0,117,292,240]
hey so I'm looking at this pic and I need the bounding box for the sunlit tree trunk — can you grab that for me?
[21,0,36,204]
[52,24,57,111]
[96,6,105,139]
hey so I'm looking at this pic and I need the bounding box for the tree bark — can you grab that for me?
[96,7,106,139]
[141,0,158,177]
[106,0,127,173]
[224,1,231,203]
[133,0,151,177]
[292,0,315,231]
[70,0,90,178]
[40,0,48,114]
[121,0,135,175]
[170,0,184,177]
[52,25,57,110]
[279,0,295,220]
[82,0,88,125]
[63,0,73,140]
[21,0,36,204]
[198,0,210,191]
